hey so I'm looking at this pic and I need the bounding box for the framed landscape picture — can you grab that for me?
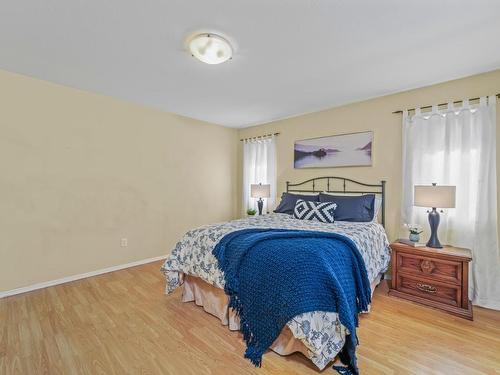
[294,131,373,168]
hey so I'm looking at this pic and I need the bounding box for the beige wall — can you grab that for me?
[2,68,499,293]
[0,70,238,292]
[238,69,500,242]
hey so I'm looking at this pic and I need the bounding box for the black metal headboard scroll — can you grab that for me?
[286,177,386,227]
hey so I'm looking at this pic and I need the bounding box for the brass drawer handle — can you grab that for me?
[416,282,437,294]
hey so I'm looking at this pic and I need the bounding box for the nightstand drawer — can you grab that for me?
[389,243,472,319]
[397,252,462,285]
[396,273,461,307]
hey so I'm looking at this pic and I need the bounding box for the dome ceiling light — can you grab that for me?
[188,33,233,65]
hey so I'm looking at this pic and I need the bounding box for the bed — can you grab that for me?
[161,177,391,370]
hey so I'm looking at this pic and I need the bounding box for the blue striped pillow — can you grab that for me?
[293,199,337,223]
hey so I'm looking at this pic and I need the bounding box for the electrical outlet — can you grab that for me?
[120,238,128,247]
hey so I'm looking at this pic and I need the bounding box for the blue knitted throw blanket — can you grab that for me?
[212,229,371,375]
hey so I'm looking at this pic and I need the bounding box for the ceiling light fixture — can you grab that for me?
[188,33,232,65]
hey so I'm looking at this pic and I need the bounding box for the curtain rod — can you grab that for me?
[240,132,280,142]
[392,93,500,114]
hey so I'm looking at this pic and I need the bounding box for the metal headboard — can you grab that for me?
[286,176,386,227]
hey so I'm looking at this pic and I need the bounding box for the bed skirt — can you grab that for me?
[181,274,383,361]
[182,275,308,356]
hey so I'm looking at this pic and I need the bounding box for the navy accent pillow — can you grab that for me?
[274,192,319,215]
[293,199,337,223]
[318,193,375,222]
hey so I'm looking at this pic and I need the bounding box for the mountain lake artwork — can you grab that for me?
[294,131,373,168]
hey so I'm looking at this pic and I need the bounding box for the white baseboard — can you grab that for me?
[0,255,167,299]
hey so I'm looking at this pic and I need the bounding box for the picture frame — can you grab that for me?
[294,131,373,168]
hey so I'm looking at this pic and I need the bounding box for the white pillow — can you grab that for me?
[372,196,382,222]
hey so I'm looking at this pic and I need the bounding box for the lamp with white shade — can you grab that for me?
[250,183,271,215]
[414,183,456,248]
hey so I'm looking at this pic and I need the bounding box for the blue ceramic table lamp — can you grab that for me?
[250,183,271,215]
[414,183,456,248]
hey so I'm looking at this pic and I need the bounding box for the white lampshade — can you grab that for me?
[414,185,456,208]
[250,184,270,199]
[188,33,232,65]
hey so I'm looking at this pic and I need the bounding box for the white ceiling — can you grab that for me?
[1,1,500,128]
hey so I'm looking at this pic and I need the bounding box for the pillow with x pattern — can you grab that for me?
[293,199,337,223]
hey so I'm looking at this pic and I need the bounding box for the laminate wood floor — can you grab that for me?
[1,260,499,374]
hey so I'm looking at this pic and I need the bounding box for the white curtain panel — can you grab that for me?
[242,136,277,215]
[402,96,500,310]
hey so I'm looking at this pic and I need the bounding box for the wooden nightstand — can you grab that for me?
[388,242,473,320]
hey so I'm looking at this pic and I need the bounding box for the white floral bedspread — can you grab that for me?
[160,213,390,370]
